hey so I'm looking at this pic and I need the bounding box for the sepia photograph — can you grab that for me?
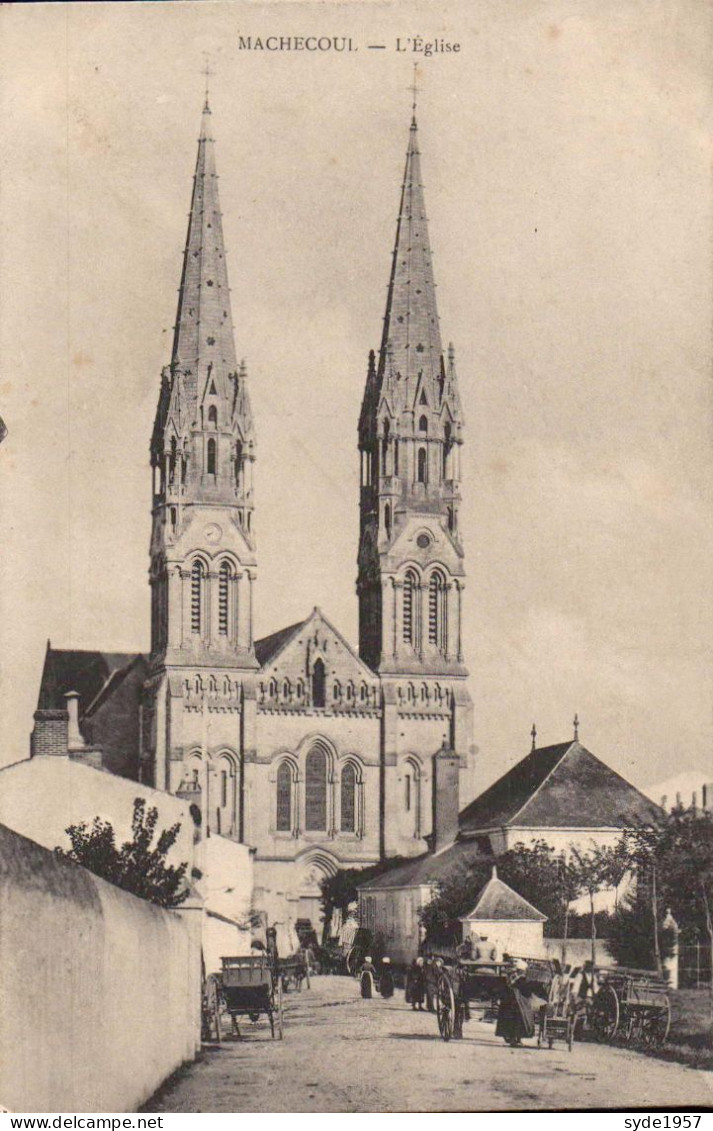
[0,0,711,1115]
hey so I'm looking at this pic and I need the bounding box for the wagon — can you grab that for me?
[204,954,284,1041]
[278,950,311,993]
[427,958,508,1041]
[537,971,576,1051]
[588,966,671,1047]
[427,955,559,1044]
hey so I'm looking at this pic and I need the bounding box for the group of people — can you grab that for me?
[365,946,600,1049]
[359,955,395,1000]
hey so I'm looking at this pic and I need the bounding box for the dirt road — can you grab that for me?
[146,976,713,1113]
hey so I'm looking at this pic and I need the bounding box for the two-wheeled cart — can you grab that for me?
[203,954,284,1042]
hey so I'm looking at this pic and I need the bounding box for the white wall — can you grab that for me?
[0,822,201,1113]
[201,835,255,974]
[0,755,195,870]
[462,918,545,959]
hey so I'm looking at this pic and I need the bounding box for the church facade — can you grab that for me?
[30,97,475,925]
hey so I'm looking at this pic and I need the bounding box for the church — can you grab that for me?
[29,94,476,925]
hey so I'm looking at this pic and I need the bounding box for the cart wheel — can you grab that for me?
[641,1001,671,1047]
[275,978,284,1039]
[436,972,455,1042]
[590,984,619,1043]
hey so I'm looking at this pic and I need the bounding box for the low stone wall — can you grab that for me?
[0,823,201,1113]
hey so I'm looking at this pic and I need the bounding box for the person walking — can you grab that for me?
[405,956,426,1010]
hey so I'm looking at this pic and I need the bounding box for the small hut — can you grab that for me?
[459,866,547,959]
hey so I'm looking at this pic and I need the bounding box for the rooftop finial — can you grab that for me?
[201,53,213,112]
[573,712,579,741]
[531,723,537,751]
[408,63,419,126]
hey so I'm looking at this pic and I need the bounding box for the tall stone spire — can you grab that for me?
[148,97,257,675]
[171,100,238,386]
[357,108,466,680]
[378,114,443,395]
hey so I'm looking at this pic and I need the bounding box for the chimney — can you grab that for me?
[703,784,713,812]
[65,690,85,752]
[432,741,460,853]
[30,708,68,757]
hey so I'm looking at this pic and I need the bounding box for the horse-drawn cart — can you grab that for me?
[588,967,671,1047]
[203,955,284,1042]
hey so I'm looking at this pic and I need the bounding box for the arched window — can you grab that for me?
[169,435,177,484]
[417,447,427,484]
[394,439,400,476]
[381,419,390,476]
[305,746,327,831]
[341,763,356,833]
[207,437,216,475]
[208,405,218,428]
[428,570,447,649]
[191,561,204,634]
[276,762,292,832]
[403,569,418,645]
[404,758,422,836]
[385,502,391,540]
[443,422,452,479]
[312,658,326,708]
[218,561,231,636]
[419,415,428,433]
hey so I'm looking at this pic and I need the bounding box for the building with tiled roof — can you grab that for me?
[459,737,660,855]
[27,94,475,927]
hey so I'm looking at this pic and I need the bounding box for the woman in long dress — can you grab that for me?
[496,960,539,1046]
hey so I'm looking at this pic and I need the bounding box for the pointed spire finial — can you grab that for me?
[573,712,579,741]
[531,723,537,751]
[201,53,213,113]
[408,63,420,126]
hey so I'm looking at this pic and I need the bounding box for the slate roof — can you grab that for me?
[461,868,546,923]
[36,646,144,716]
[254,622,304,667]
[358,837,491,892]
[459,740,660,834]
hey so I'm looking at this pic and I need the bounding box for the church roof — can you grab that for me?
[460,868,546,923]
[358,838,490,892]
[459,740,660,834]
[254,622,305,667]
[36,646,144,717]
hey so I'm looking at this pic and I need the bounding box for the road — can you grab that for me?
[146,976,713,1113]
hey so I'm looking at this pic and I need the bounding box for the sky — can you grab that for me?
[0,0,711,797]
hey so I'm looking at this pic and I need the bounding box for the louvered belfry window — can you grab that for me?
[403,570,416,644]
[191,561,203,634]
[305,746,327,831]
[341,763,356,833]
[218,561,231,636]
[276,762,292,832]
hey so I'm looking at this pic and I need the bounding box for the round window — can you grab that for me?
[416,533,431,549]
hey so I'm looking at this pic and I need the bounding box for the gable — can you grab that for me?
[257,609,378,695]
[384,514,464,575]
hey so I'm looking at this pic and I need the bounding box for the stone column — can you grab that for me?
[168,566,182,648]
[237,572,250,649]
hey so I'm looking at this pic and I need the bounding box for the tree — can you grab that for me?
[626,806,713,1021]
[55,797,189,909]
[607,893,676,971]
[567,844,627,966]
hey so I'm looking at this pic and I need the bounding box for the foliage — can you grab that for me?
[417,839,629,951]
[55,797,189,909]
[607,894,676,971]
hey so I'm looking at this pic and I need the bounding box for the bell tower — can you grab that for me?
[143,96,258,804]
[357,109,466,682]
